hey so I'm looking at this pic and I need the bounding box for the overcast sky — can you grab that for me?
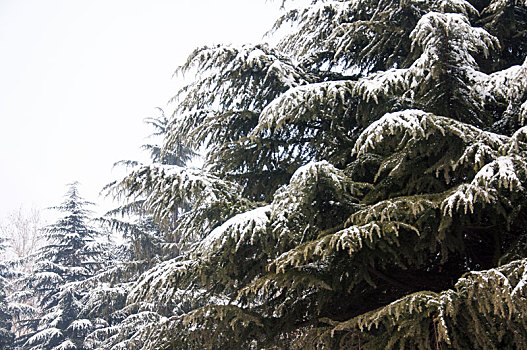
[0,0,281,220]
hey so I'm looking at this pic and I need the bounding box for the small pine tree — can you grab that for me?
[0,237,14,350]
[18,182,106,350]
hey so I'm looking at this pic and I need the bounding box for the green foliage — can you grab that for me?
[321,258,527,349]
[97,0,527,349]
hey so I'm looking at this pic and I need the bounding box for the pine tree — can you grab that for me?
[18,182,107,350]
[101,0,527,348]
[81,112,196,349]
[104,109,195,257]
[0,236,14,350]
[0,288,13,350]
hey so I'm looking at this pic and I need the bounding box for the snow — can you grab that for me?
[411,13,496,61]
[472,58,527,108]
[246,48,268,69]
[354,68,408,104]
[112,163,242,229]
[351,196,436,225]
[7,302,38,315]
[353,110,433,156]
[276,0,357,60]
[521,101,527,125]
[125,258,215,314]
[253,80,353,134]
[34,271,64,284]
[68,319,93,332]
[25,327,63,345]
[173,43,310,118]
[53,339,77,350]
[442,156,524,216]
[485,0,527,13]
[441,184,490,216]
[353,108,520,191]
[431,0,478,16]
[512,270,527,297]
[272,219,420,273]
[287,160,344,188]
[507,126,527,152]
[473,156,523,192]
[351,12,499,108]
[199,205,271,252]
[269,160,355,242]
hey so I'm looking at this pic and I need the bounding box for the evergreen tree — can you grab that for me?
[100,0,527,348]
[104,109,195,257]
[81,112,195,349]
[0,236,14,350]
[0,287,13,350]
[19,182,106,350]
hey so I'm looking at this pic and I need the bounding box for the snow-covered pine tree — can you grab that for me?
[103,0,527,348]
[18,182,107,350]
[0,288,13,350]
[103,109,196,256]
[80,112,197,349]
[0,237,14,350]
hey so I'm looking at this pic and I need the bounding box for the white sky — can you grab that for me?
[0,0,281,220]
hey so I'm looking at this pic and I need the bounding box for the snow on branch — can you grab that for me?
[473,58,527,121]
[472,156,524,192]
[273,0,355,63]
[25,328,63,347]
[521,101,527,125]
[86,311,163,349]
[127,258,197,307]
[164,109,258,152]
[197,205,271,254]
[137,304,265,349]
[270,160,370,240]
[426,0,479,16]
[126,257,230,322]
[352,109,526,218]
[353,109,507,167]
[441,183,497,216]
[483,0,527,15]
[107,164,242,227]
[506,126,527,152]
[55,340,77,350]
[441,156,524,216]
[67,319,93,332]
[348,194,442,225]
[173,44,312,114]
[251,80,354,135]
[352,110,439,156]
[410,13,497,58]
[270,220,419,274]
[326,258,527,348]
[352,12,498,105]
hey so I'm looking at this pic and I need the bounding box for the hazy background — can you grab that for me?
[0,0,281,220]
